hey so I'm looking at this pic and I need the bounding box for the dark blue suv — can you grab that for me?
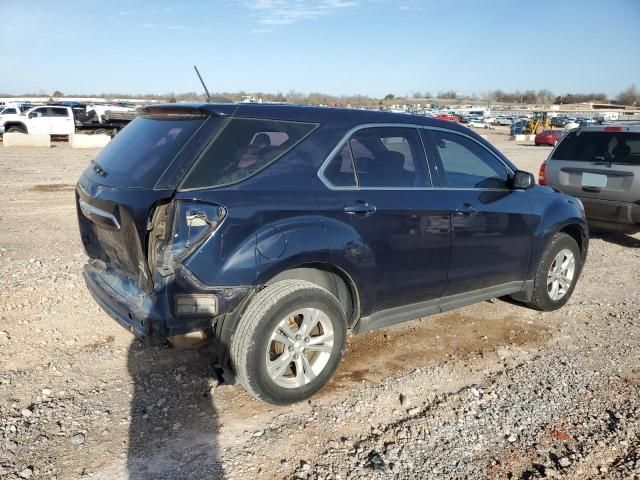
[76,103,588,404]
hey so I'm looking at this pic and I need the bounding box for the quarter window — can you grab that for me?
[183,118,316,189]
[431,131,510,189]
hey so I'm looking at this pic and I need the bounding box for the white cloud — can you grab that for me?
[251,28,273,34]
[235,0,357,26]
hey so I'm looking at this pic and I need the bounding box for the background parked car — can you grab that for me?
[540,125,640,232]
[434,113,460,122]
[551,117,570,128]
[535,129,566,146]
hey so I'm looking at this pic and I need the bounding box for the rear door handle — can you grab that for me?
[344,201,376,217]
[453,203,478,216]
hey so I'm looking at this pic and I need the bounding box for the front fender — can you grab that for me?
[528,188,588,278]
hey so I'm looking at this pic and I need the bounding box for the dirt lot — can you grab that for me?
[1,129,639,480]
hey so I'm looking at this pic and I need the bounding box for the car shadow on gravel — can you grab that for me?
[127,340,224,479]
[591,231,640,248]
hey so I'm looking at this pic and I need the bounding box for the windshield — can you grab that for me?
[86,115,207,188]
[551,131,640,165]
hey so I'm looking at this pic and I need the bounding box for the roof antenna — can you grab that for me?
[193,65,211,102]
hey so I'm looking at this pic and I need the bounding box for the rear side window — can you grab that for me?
[182,119,316,189]
[551,131,640,165]
[323,127,428,188]
[88,115,206,188]
[51,107,68,117]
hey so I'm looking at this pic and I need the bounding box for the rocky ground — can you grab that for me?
[0,129,639,479]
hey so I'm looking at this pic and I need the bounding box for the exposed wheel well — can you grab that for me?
[266,264,360,328]
[4,122,28,133]
[559,223,586,257]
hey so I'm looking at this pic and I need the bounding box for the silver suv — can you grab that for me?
[541,125,640,232]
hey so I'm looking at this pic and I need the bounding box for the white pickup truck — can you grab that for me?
[0,104,135,136]
[1,105,75,135]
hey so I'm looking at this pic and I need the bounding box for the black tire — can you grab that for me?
[527,233,582,311]
[7,126,25,134]
[93,128,108,135]
[230,280,347,405]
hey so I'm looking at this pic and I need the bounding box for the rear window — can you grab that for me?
[551,131,640,165]
[87,115,206,188]
[181,118,316,189]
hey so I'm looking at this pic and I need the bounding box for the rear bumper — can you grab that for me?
[580,197,640,228]
[83,263,166,344]
[83,262,253,344]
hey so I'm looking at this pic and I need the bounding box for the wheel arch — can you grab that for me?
[264,263,360,328]
[558,222,588,259]
[215,262,360,383]
[3,122,28,133]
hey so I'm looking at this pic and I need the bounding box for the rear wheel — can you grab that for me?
[527,233,582,311]
[6,126,26,134]
[231,280,347,405]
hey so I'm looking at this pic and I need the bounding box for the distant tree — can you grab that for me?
[437,90,457,100]
[383,93,395,101]
[52,90,64,97]
[168,96,177,103]
[616,84,639,106]
[536,89,554,104]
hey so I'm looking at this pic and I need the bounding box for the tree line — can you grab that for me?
[3,84,638,107]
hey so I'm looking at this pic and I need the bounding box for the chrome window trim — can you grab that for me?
[317,123,514,191]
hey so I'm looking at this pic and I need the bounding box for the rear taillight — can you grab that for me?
[539,161,547,185]
[604,126,622,132]
[151,201,225,276]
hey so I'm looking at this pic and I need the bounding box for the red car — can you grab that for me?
[535,129,566,146]
[434,113,460,122]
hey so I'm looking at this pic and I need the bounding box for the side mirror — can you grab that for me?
[28,112,36,119]
[512,170,535,189]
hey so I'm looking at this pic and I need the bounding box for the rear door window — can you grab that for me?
[182,118,316,189]
[50,107,69,117]
[323,143,357,187]
[322,127,428,188]
[551,131,640,165]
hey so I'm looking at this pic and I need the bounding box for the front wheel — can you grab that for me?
[231,280,347,405]
[526,232,582,311]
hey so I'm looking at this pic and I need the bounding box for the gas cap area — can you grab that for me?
[256,227,287,260]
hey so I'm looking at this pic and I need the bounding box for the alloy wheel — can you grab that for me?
[266,308,334,389]
[547,248,576,301]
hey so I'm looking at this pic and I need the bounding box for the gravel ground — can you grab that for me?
[0,129,639,480]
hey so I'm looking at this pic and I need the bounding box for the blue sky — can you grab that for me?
[1,0,638,98]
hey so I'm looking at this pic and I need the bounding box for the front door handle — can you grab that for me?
[344,201,376,217]
[453,203,478,216]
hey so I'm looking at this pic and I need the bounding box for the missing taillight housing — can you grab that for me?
[150,200,225,276]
